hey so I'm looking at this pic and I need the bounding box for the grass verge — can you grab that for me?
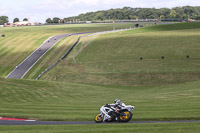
[0,78,199,121]
[0,122,199,133]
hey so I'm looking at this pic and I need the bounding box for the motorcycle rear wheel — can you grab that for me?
[119,111,132,122]
[94,113,104,123]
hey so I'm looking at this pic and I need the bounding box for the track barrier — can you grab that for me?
[36,28,132,80]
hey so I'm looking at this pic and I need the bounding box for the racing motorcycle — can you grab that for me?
[94,103,134,123]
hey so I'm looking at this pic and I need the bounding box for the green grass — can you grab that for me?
[0,122,199,133]
[126,22,200,33]
[0,22,200,132]
[24,35,81,79]
[39,22,200,86]
[0,23,134,78]
[0,78,199,121]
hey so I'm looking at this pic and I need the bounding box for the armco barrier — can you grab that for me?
[35,28,132,80]
[36,37,81,80]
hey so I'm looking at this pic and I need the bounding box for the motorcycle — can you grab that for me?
[94,103,134,123]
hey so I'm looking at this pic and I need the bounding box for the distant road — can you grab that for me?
[0,120,200,126]
[6,32,89,79]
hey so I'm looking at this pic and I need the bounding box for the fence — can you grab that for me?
[36,37,81,80]
[35,28,132,80]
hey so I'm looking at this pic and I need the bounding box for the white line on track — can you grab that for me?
[25,120,36,122]
[6,28,131,79]
[5,36,54,78]
[20,36,67,79]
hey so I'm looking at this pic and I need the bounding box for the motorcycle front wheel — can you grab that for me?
[119,111,132,122]
[94,113,104,123]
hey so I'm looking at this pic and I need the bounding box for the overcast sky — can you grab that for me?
[0,0,200,23]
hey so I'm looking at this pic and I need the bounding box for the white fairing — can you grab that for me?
[99,104,134,121]
[100,105,113,121]
[125,105,135,112]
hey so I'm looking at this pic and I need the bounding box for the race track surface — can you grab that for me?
[0,120,200,125]
[6,32,88,79]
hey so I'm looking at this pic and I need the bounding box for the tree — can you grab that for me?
[23,18,28,21]
[46,18,52,23]
[158,8,171,18]
[13,18,19,23]
[170,10,177,18]
[173,7,184,18]
[0,20,3,25]
[0,16,9,24]
[160,15,165,20]
[195,15,200,20]
[53,17,60,23]
[182,14,188,20]
[58,6,200,21]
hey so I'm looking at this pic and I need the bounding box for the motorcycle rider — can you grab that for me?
[114,98,126,107]
[102,98,126,121]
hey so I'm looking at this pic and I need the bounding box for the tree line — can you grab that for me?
[59,6,200,22]
[1,6,200,25]
[13,18,28,22]
[0,17,29,25]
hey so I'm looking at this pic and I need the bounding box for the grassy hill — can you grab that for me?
[39,22,200,86]
[0,22,200,132]
[0,78,199,121]
[0,23,133,78]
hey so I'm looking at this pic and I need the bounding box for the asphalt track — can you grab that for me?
[0,120,200,125]
[6,32,89,79]
[4,29,200,126]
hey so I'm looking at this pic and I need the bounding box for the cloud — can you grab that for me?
[72,0,100,6]
[1,0,200,23]
[0,6,9,15]
[143,0,199,8]
[39,0,99,9]
[101,0,133,5]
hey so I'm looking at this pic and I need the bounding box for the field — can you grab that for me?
[36,22,200,86]
[0,23,133,78]
[0,23,200,132]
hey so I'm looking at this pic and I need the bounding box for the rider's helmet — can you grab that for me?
[114,98,121,105]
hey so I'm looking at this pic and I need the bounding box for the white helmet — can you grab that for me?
[114,98,121,105]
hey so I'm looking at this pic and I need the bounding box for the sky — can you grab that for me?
[0,0,200,23]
